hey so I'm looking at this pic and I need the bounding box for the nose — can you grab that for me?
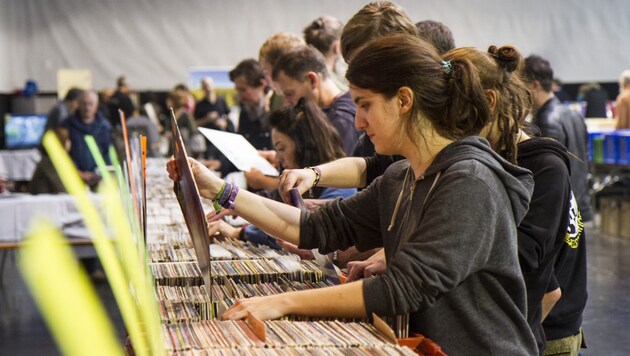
[354,111,366,131]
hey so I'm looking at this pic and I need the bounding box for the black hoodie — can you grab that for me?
[515,137,572,354]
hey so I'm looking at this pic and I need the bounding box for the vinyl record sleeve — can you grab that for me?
[198,127,279,177]
[171,110,213,298]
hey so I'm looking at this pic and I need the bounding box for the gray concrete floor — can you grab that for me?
[0,224,628,355]
[580,222,630,355]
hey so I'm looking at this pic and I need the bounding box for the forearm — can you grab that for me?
[281,280,366,318]
[318,157,367,188]
[231,188,301,245]
[542,287,561,321]
[258,176,279,191]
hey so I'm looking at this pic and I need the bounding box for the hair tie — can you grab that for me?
[441,60,452,75]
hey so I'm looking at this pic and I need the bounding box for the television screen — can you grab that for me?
[4,114,48,149]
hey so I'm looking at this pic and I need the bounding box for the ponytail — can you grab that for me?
[444,44,532,164]
[441,57,491,140]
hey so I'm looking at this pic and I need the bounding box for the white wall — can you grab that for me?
[2,0,630,92]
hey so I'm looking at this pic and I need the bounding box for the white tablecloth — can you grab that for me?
[0,193,97,242]
[0,149,41,180]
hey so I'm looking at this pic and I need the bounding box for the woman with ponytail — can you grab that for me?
[445,45,580,355]
[167,34,537,354]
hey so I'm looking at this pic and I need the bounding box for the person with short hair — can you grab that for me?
[273,45,358,155]
[109,75,134,125]
[45,87,83,132]
[59,90,111,188]
[524,54,589,356]
[194,77,233,159]
[415,20,455,55]
[304,15,347,91]
[523,54,592,222]
[229,59,272,153]
[258,32,305,112]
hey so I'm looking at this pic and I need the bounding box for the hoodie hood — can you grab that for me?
[426,136,534,226]
[517,136,572,174]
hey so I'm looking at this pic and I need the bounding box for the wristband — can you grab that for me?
[305,166,321,188]
[222,184,239,210]
[217,182,233,207]
[213,181,227,212]
[214,181,226,201]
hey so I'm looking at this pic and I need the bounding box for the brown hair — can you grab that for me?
[415,20,455,55]
[229,59,265,88]
[340,1,418,62]
[524,54,553,92]
[303,16,343,55]
[444,45,532,163]
[346,34,491,147]
[258,32,305,67]
[168,88,188,110]
[272,45,328,82]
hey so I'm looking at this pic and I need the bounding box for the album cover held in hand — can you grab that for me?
[171,109,213,296]
[198,127,279,177]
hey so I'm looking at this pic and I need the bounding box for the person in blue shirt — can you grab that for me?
[59,90,111,188]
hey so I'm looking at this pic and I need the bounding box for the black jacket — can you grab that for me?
[533,97,592,221]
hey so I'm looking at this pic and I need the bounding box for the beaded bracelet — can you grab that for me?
[305,166,321,188]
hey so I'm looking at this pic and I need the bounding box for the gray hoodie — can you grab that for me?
[300,136,537,355]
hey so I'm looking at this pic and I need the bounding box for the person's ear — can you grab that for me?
[485,89,497,112]
[531,80,542,92]
[306,72,319,89]
[332,40,341,56]
[398,87,413,114]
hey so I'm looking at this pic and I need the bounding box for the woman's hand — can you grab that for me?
[244,168,266,190]
[166,156,223,199]
[275,240,315,260]
[278,168,316,204]
[206,208,235,222]
[257,150,277,165]
[207,220,242,240]
[345,249,386,282]
[244,169,278,191]
[221,295,289,321]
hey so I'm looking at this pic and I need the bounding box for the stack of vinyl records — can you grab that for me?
[143,158,419,354]
[163,319,416,355]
